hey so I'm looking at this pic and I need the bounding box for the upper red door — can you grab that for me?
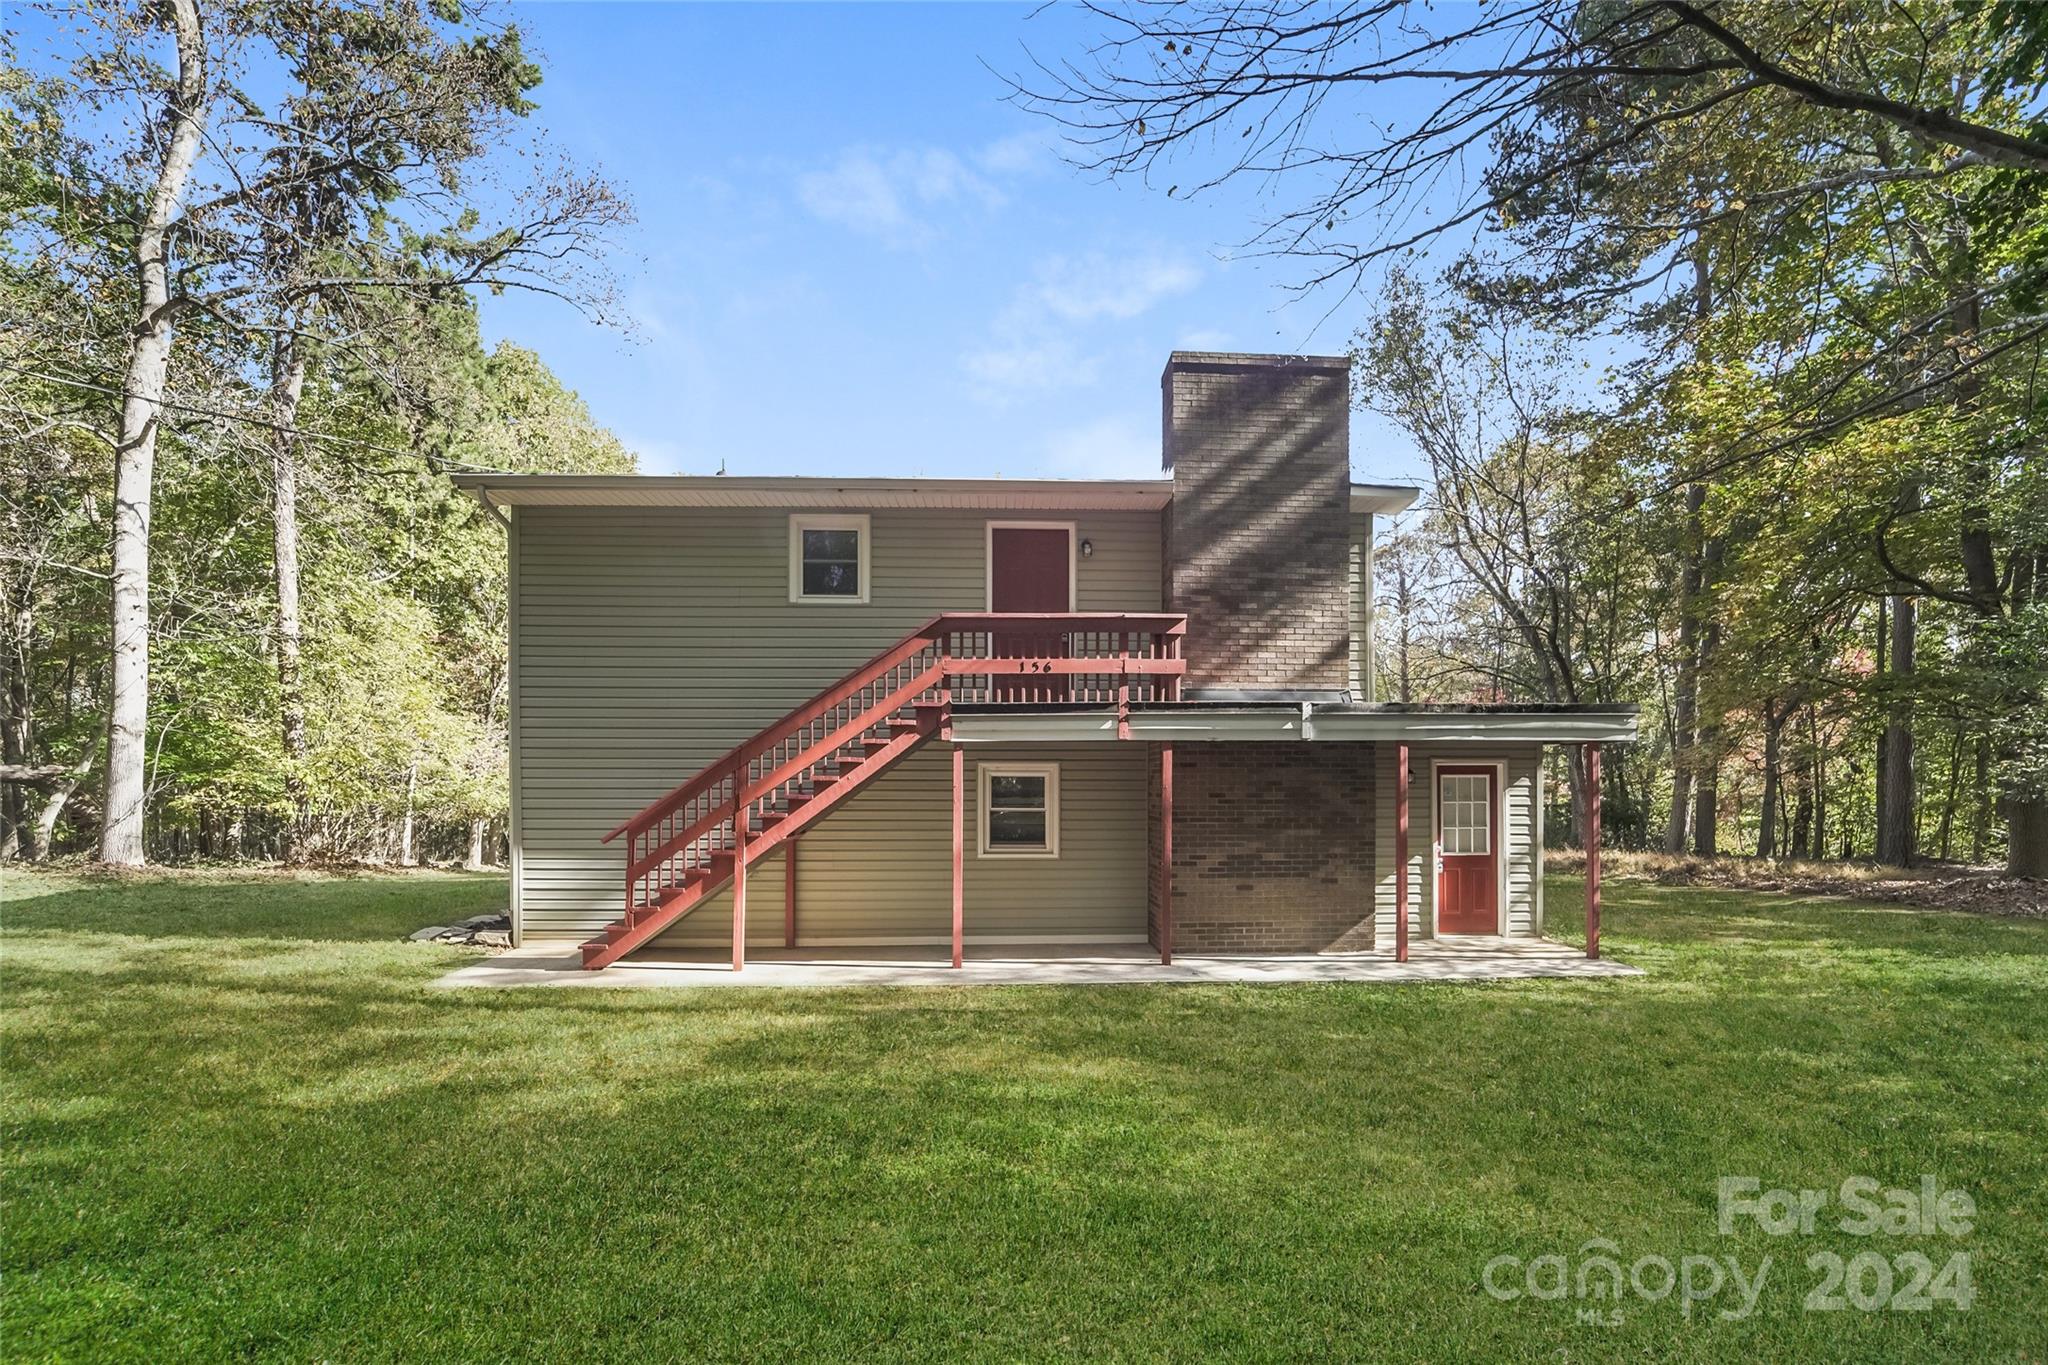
[989,526,1072,701]
[1436,765,1499,934]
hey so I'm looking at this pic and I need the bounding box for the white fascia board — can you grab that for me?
[947,705,1636,745]
[1306,708,1638,744]
[947,712,1123,743]
[1126,709,1305,741]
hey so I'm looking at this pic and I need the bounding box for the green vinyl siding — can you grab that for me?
[512,505,1163,941]
[1347,510,1373,700]
[653,743,1149,947]
[1371,743,1541,940]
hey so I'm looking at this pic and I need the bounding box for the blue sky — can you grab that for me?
[480,2,1432,485]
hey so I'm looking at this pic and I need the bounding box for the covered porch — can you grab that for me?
[951,700,1637,967]
[438,935,1643,989]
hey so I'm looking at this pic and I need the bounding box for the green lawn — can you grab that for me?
[3,868,2043,1360]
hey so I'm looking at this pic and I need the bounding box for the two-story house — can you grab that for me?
[457,352,1635,972]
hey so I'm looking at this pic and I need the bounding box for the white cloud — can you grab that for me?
[976,128,1059,176]
[964,336,1091,394]
[1041,413,1162,479]
[795,147,1003,246]
[1031,252,1202,323]
[965,249,1203,401]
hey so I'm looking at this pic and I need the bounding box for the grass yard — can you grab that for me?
[3,867,2044,1360]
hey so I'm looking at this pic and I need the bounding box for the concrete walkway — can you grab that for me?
[433,936,1642,989]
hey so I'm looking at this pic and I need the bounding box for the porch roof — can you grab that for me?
[947,701,1638,745]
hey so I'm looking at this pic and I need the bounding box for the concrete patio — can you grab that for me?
[433,936,1642,989]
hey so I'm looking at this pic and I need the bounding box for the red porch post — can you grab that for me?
[784,838,798,949]
[951,743,965,968]
[732,799,749,973]
[1394,742,1410,963]
[1159,742,1174,965]
[1585,742,1602,960]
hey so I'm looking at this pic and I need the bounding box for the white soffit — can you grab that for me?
[1350,483,1421,514]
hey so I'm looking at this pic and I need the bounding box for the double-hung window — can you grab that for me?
[789,514,870,603]
[978,763,1059,857]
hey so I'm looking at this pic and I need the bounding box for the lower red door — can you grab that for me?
[1436,766,1499,934]
[989,526,1071,701]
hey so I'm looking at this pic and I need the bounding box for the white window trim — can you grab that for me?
[977,761,1061,858]
[788,513,871,604]
[984,521,1078,611]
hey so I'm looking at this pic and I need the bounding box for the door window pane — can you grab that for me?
[1441,774,1490,855]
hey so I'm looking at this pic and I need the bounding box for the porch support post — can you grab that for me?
[784,838,798,949]
[1394,742,1410,963]
[951,743,964,968]
[1159,742,1174,965]
[732,801,748,973]
[1586,742,1602,960]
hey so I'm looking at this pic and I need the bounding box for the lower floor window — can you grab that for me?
[979,763,1059,857]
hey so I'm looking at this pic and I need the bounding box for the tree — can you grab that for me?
[1024,0,2048,872]
[100,0,208,864]
[1359,271,1656,843]
[11,0,628,863]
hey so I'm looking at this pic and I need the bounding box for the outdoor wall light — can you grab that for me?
[1080,539,1094,558]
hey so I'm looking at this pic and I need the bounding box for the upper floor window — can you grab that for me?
[789,514,870,603]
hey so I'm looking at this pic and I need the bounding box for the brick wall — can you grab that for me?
[1149,742,1376,953]
[1161,352,1352,692]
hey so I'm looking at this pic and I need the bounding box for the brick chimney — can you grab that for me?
[1161,352,1352,695]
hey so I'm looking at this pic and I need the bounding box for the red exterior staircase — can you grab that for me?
[587,613,1186,970]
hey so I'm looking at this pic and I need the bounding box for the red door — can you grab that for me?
[989,526,1071,701]
[1436,766,1499,934]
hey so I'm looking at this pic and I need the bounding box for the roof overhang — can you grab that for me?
[453,472,1420,517]
[1350,483,1420,515]
[450,473,1174,512]
[948,702,1638,745]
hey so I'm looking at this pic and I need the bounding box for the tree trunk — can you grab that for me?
[1935,722,1964,861]
[1757,705,1784,858]
[268,332,312,860]
[1691,725,1719,856]
[2009,796,2048,878]
[1790,761,1814,859]
[1689,527,1725,858]
[29,737,100,861]
[1812,745,1828,862]
[1,574,33,851]
[1393,549,1413,703]
[399,760,418,867]
[466,817,486,870]
[1664,493,1701,853]
[1876,587,1916,866]
[1564,746,1589,850]
[1971,735,1992,864]
[101,0,208,867]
